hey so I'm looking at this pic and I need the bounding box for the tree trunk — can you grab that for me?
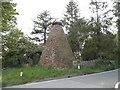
[44,27,47,45]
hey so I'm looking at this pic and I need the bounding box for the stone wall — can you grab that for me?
[80,61,96,67]
[73,60,95,67]
[73,60,114,67]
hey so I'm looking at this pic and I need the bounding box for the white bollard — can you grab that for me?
[20,71,23,77]
[78,65,80,70]
[115,82,120,89]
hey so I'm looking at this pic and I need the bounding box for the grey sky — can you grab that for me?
[12,0,92,36]
[12,0,116,36]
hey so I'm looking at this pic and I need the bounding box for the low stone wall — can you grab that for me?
[73,60,95,67]
[73,60,114,67]
[80,61,96,67]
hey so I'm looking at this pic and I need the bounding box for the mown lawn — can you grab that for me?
[2,65,116,87]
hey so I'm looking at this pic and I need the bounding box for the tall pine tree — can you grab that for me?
[62,0,80,32]
[89,0,113,58]
[31,11,55,45]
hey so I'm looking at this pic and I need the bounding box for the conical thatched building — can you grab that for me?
[39,22,74,70]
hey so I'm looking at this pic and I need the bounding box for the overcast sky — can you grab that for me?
[11,0,93,36]
[12,0,116,36]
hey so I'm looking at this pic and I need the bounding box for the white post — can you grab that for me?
[20,71,23,77]
[78,65,80,70]
[115,82,120,89]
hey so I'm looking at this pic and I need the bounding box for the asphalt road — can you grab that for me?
[6,69,119,88]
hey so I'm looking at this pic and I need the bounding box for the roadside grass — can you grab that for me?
[2,65,116,87]
[0,75,1,87]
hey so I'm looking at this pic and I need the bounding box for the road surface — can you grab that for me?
[6,69,119,88]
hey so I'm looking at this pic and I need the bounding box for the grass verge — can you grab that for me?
[2,65,116,87]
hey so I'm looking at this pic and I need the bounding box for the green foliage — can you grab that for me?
[68,18,90,57]
[2,29,23,52]
[1,1,20,63]
[112,2,120,67]
[113,2,120,18]
[113,32,119,68]
[3,55,26,67]
[79,1,116,61]
[1,2,18,32]
[82,32,116,61]
[89,1,113,53]
[61,0,116,62]
[89,1,113,28]
[31,11,55,44]
[74,57,83,62]
[3,35,43,68]
[2,28,22,66]
[2,29,24,67]
[62,0,80,31]
[114,32,118,45]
